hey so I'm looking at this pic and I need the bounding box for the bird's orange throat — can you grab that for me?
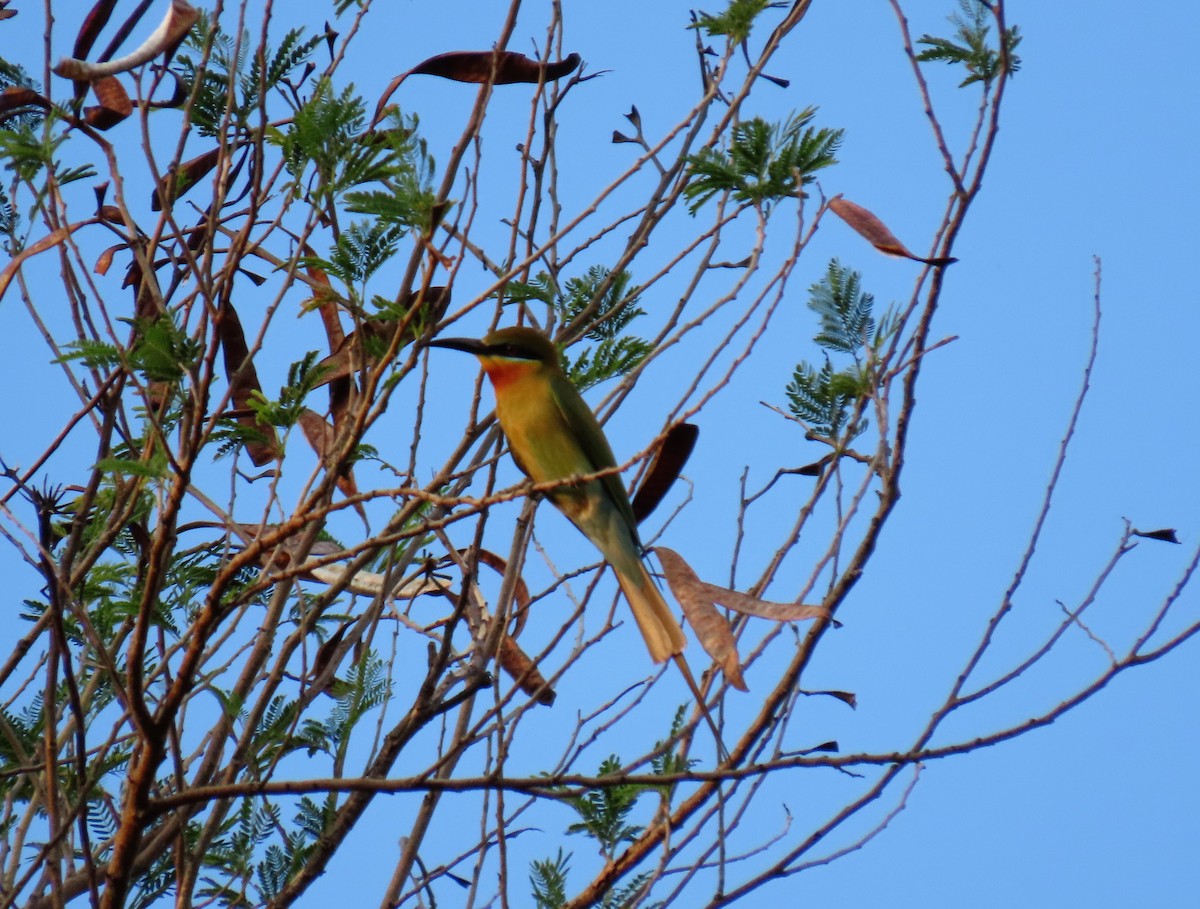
[479,356,535,392]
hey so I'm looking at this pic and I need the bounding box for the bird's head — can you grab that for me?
[429,326,561,387]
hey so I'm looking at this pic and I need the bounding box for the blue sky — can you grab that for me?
[365,3,1200,902]
[1,1,1197,905]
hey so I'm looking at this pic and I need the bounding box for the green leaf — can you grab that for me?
[241,351,324,430]
[652,705,701,779]
[271,81,439,213]
[95,454,169,480]
[126,314,203,383]
[916,0,1022,88]
[565,755,648,859]
[177,19,320,137]
[55,339,122,371]
[176,16,245,137]
[684,110,842,213]
[602,872,654,908]
[506,272,559,307]
[0,121,94,185]
[0,184,17,241]
[561,267,644,340]
[554,266,653,388]
[271,78,365,185]
[331,221,403,286]
[785,358,867,440]
[565,337,653,392]
[244,27,322,105]
[343,117,439,229]
[530,849,571,909]
[808,259,876,355]
[690,0,772,43]
[294,796,336,840]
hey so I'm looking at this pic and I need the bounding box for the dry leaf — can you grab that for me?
[1133,528,1180,544]
[312,623,349,692]
[793,454,833,476]
[829,196,957,266]
[657,547,834,690]
[803,688,857,710]
[657,548,830,624]
[306,560,442,601]
[55,0,199,81]
[631,422,699,524]
[0,87,51,123]
[315,319,406,386]
[152,146,220,210]
[461,548,552,704]
[410,50,581,85]
[297,409,363,518]
[84,75,132,129]
[706,586,830,624]
[471,548,532,638]
[94,243,126,275]
[217,300,280,465]
[803,740,840,754]
[71,0,119,64]
[0,225,78,304]
[655,547,747,691]
[141,66,189,109]
[304,251,342,344]
[497,638,556,706]
[372,51,579,126]
[242,527,443,600]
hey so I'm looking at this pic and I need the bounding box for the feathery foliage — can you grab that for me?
[785,260,889,441]
[684,110,842,213]
[809,258,877,355]
[559,266,653,389]
[0,118,95,193]
[530,849,572,909]
[508,267,653,389]
[690,0,774,43]
[786,358,868,440]
[564,755,647,859]
[248,351,327,430]
[177,18,320,137]
[917,0,1022,87]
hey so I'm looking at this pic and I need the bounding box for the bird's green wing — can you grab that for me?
[546,372,642,539]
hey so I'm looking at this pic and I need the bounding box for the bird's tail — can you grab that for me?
[613,559,687,663]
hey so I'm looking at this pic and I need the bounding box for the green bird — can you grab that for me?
[429,326,687,663]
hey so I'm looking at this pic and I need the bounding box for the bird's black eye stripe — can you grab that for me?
[494,343,532,359]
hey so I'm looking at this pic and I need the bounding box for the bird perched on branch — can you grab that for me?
[429,325,687,663]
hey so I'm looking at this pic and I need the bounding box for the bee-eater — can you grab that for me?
[429,326,687,663]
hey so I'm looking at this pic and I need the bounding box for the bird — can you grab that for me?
[428,325,687,663]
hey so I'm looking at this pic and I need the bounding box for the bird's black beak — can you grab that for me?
[427,337,489,356]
